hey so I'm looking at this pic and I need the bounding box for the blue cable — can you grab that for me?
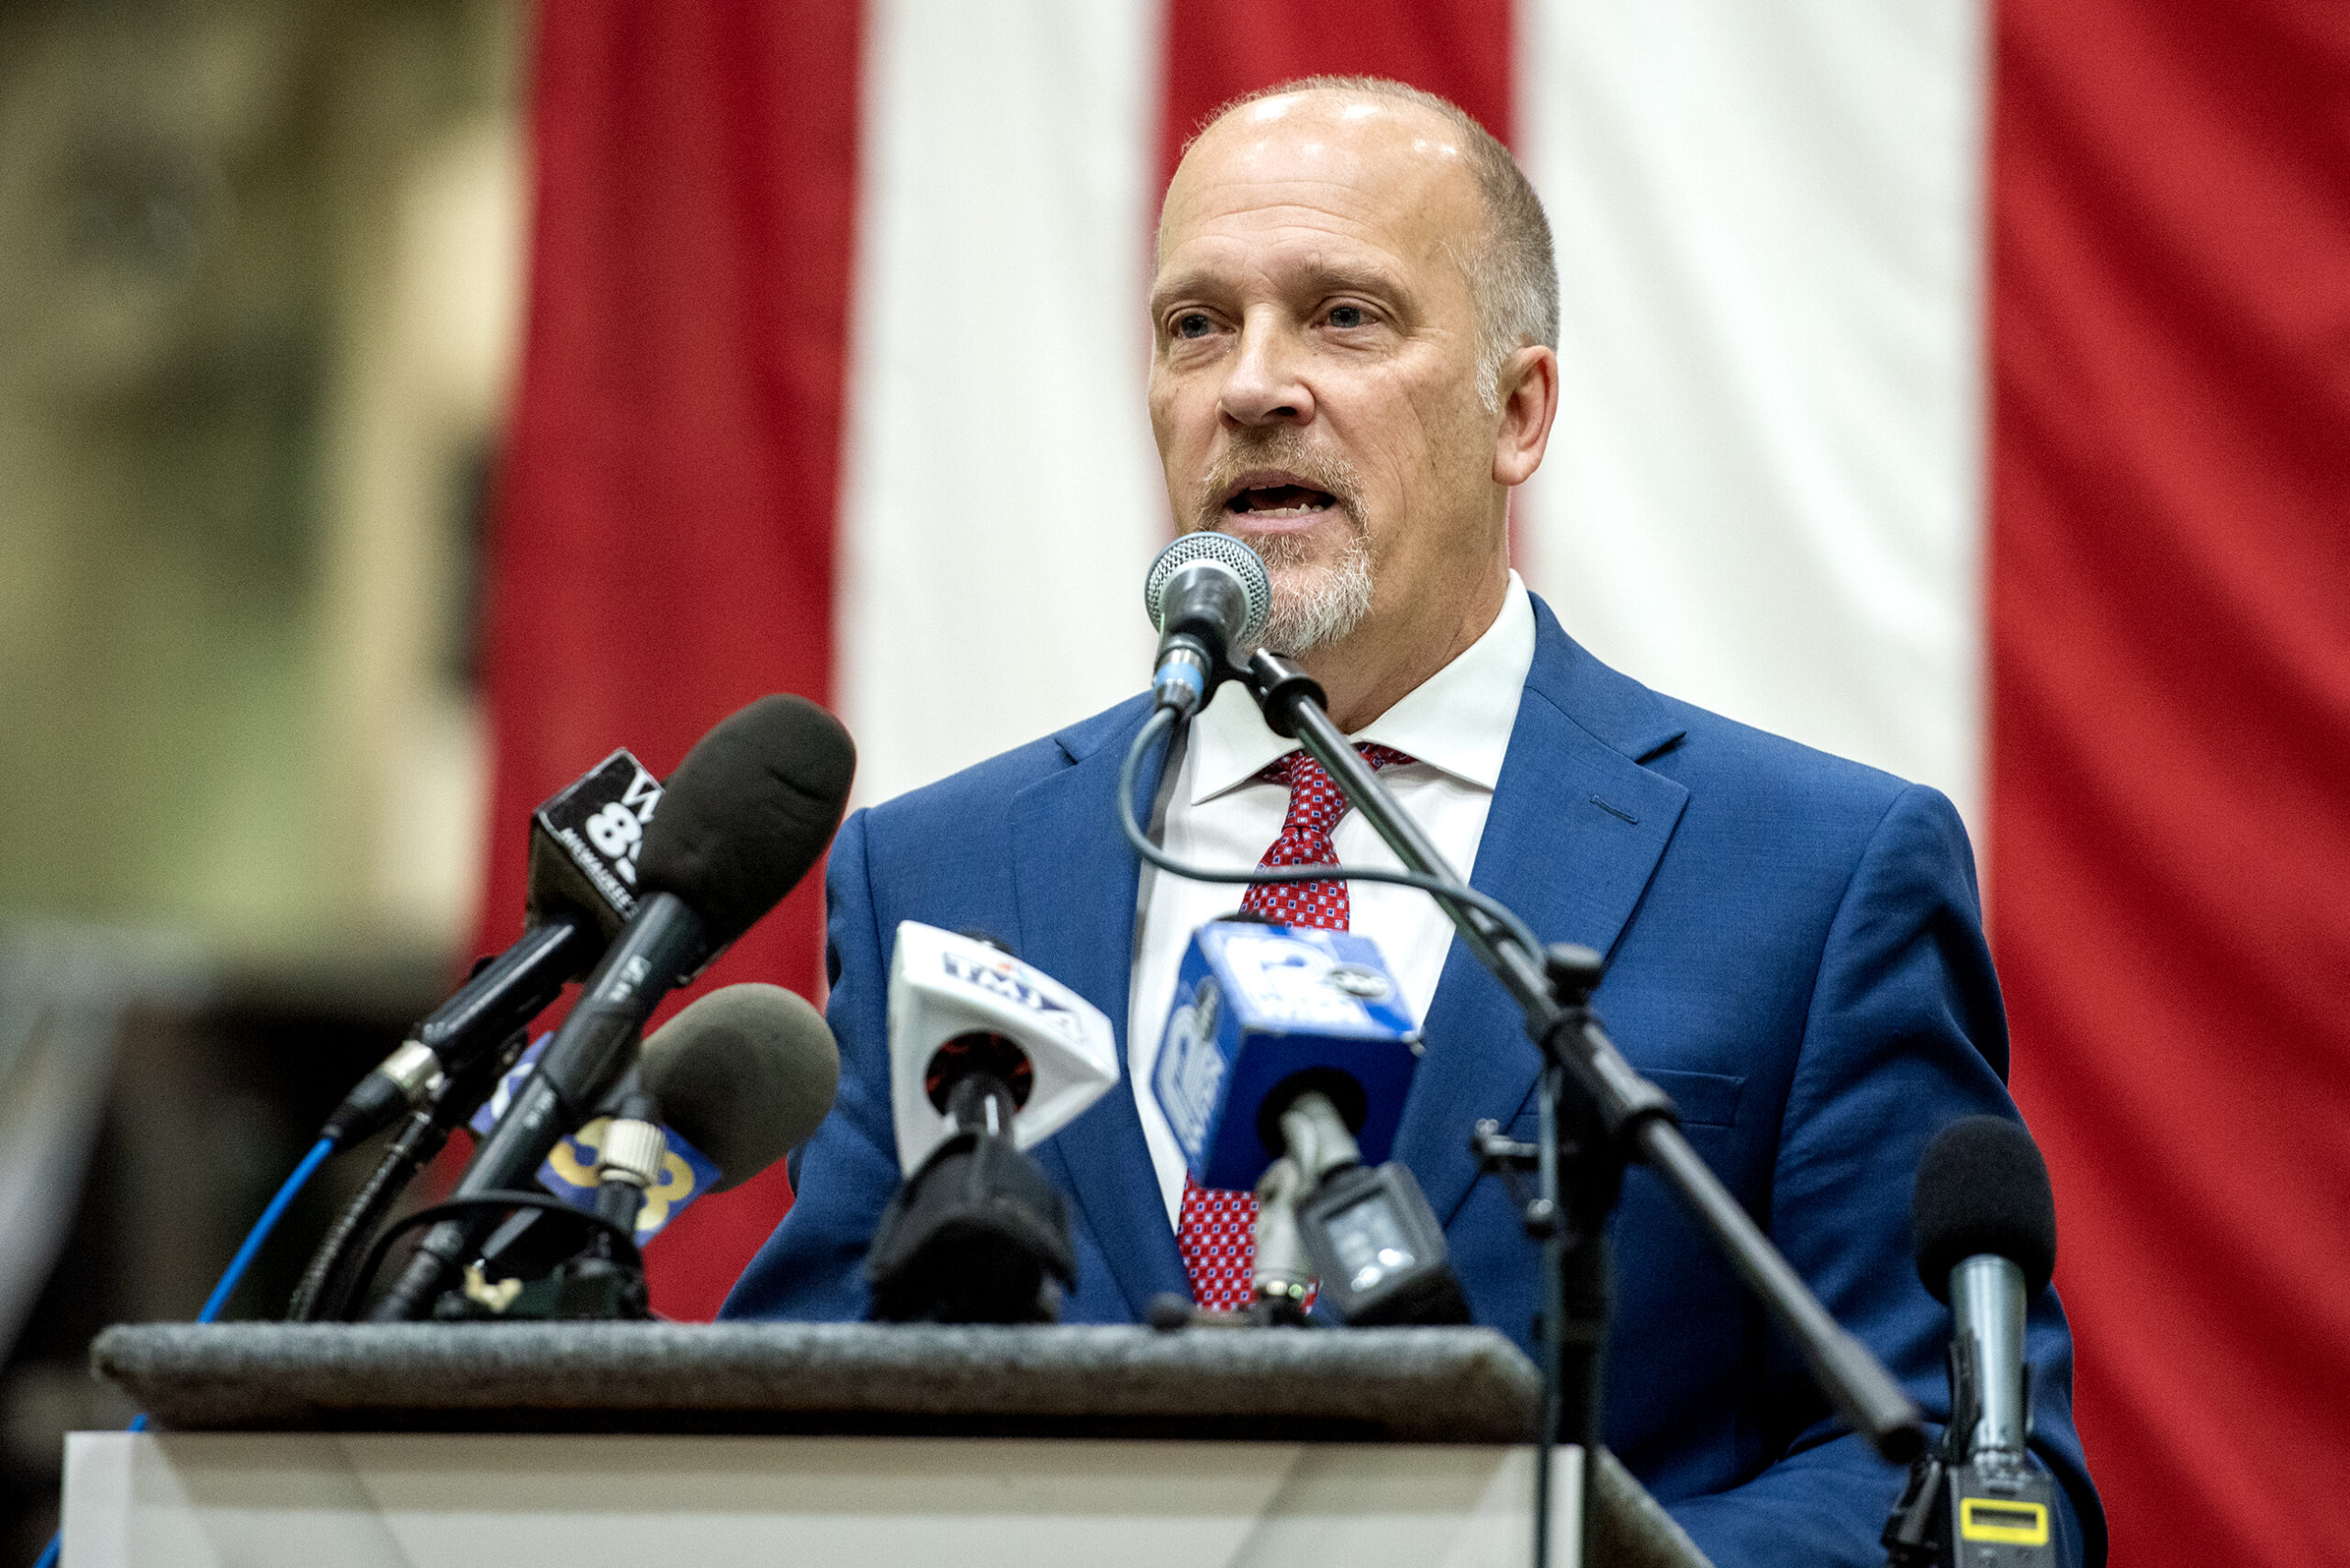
[33,1136,337,1568]
[193,1137,336,1325]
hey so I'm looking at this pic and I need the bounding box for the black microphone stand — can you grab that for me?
[1235,649,1926,1567]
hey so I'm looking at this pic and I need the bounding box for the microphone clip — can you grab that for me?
[1471,1120,1558,1242]
[1252,1090,1471,1329]
[1883,1452,2061,1567]
[433,1251,652,1323]
[1882,1324,2057,1565]
[865,1071,1079,1325]
[1238,650,1326,741]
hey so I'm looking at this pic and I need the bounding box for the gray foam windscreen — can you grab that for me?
[643,983,841,1191]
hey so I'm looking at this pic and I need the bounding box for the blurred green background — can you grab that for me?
[0,2,524,1558]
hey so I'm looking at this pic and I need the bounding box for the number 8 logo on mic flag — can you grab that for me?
[471,1037,723,1243]
[586,801,645,884]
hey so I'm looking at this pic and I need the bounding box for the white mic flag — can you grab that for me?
[886,922,1118,1176]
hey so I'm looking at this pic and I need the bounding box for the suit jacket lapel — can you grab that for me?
[1393,599,1694,1224]
[1010,702,1189,1316]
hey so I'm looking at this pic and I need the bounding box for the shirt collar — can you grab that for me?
[1189,572,1536,804]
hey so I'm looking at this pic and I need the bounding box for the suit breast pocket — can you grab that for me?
[1513,1068,1745,1133]
[1641,1069,1744,1128]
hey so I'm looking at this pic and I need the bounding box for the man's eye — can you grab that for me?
[1173,312,1214,339]
[1327,304,1368,329]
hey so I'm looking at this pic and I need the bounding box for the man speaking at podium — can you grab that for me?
[726,78,2101,1565]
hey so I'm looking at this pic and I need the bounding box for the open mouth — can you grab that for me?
[1224,483,1337,519]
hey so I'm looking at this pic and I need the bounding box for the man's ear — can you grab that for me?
[1493,345,1560,487]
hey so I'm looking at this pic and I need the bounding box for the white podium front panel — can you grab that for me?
[63,1431,1583,1568]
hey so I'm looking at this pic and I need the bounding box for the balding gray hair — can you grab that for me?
[1178,75,1560,409]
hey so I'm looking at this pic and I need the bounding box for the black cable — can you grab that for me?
[286,1029,532,1322]
[344,1192,643,1320]
[287,1118,423,1321]
[1117,704,1548,959]
[287,1103,461,1322]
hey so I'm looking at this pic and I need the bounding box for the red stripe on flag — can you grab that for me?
[478,0,861,1320]
[1158,0,1515,190]
[1991,2,2350,1562]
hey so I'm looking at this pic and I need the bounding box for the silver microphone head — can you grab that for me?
[1144,533,1274,651]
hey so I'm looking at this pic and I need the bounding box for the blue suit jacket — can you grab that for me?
[724,596,2105,1567]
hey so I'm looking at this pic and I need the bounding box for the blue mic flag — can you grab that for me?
[1151,922,1422,1193]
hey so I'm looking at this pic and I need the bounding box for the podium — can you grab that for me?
[68,1321,1708,1567]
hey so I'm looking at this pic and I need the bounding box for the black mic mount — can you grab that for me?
[286,1025,535,1322]
[1228,647,1927,1568]
[865,1047,1078,1325]
[429,1083,668,1324]
[1221,1084,1468,1329]
[1883,1369,2060,1567]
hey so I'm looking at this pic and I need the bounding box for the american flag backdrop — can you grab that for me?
[470,4,2350,1563]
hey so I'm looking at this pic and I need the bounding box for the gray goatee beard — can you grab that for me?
[1252,526,1374,655]
[1189,437,1374,657]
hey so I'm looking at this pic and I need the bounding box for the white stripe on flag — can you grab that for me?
[836,0,1167,809]
[1516,0,1991,830]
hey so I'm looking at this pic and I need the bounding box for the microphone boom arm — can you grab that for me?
[1229,649,1926,1463]
[1235,650,1924,1462]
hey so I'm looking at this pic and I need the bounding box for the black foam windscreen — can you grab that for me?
[637,695,856,947]
[642,983,840,1192]
[1913,1114,2059,1303]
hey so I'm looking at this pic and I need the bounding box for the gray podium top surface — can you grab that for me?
[93,1322,1713,1566]
[94,1321,1543,1444]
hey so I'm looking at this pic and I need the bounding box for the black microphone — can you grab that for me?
[639,980,841,1193]
[1914,1114,2058,1464]
[1143,533,1272,716]
[318,750,661,1148]
[1886,1114,2063,1566]
[368,695,855,1321]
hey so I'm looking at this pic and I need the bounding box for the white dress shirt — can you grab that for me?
[1127,573,1539,1225]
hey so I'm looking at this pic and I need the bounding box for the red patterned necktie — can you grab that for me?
[1174,743,1416,1312]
